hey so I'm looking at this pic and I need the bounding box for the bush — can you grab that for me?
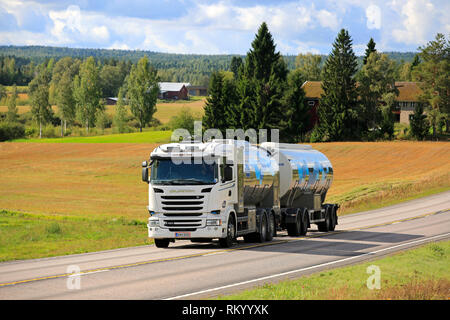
[42,125,59,138]
[309,125,324,142]
[0,122,25,141]
[168,107,200,135]
[25,127,37,137]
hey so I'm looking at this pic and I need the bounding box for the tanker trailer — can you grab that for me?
[260,142,339,236]
[142,140,338,248]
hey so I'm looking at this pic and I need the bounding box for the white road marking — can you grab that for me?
[164,232,450,300]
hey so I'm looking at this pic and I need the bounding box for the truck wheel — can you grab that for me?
[266,212,274,242]
[154,239,170,248]
[318,207,331,232]
[287,209,307,237]
[329,207,336,231]
[299,209,308,236]
[257,213,268,243]
[219,215,235,248]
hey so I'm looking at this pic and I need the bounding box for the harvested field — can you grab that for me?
[0,98,206,124]
[312,142,450,214]
[0,143,155,220]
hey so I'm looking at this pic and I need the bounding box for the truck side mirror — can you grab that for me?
[142,161,149,183]
[223,165,233,182]
[142,167,149,183]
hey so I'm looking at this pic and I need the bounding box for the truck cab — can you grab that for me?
[143,141,240,248]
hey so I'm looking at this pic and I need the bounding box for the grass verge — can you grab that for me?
[0,210,152,262]
[216,240,450,300]
[11,130,172,143]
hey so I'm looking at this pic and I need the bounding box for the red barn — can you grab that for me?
[158,82,190,100]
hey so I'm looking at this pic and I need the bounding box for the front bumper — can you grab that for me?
[147,216,225,239]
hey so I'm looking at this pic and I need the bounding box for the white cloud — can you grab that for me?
[48,5,110,44]
[366,4,381,29]
[317,9,340,30]
[1,1,449,55]
[390,0,448,45]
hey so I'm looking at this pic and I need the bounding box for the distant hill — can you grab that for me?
[0,45,417,68]
[0,45,417,86]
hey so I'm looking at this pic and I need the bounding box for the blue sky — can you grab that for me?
[0,0,449,55]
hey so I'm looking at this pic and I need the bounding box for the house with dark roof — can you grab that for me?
[301,81,423,125]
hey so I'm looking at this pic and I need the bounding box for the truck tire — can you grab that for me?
[266,212,274,242]
[287,209,307,236]
[257,213,268,243]
[154,239,170,248]
[243,211,269,243]
[219,215,236,248]
[329,206,337,231]
[299,209,308,236]
[317,206,332,232]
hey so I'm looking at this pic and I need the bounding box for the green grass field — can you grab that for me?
[0,210,151,261]
[11,130,173,143]
[216,240,450,300]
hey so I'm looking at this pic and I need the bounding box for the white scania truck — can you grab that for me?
[142,140,339,248]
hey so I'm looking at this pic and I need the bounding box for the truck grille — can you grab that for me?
[162,218,205,231]
[160,195,205,212]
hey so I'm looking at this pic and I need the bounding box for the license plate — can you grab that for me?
[175,232,191,238]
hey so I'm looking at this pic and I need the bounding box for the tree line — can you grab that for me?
[203,23,449,142]
[0,45,417,88]
[1,55,161,139]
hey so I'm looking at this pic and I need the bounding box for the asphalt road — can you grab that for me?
[0,191,449,300]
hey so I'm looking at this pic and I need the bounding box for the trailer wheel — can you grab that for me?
[219,215,236,248]
[329,206,337,231]
[318,206,332,232]
[299,209,308,236]
[154,239,170,248]
[266,212,274,242]
[287,209,307,236]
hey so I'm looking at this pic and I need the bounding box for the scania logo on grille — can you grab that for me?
[169,189,195,193]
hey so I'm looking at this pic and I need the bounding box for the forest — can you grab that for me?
[0,45,416,88]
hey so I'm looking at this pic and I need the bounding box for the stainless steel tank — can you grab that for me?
[241,144,279,206]
[260,142,333,208]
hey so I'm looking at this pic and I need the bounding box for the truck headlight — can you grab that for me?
[206,219,222,226]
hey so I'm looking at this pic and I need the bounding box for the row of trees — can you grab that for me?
[3,55,160,138]
[203,23,449,142]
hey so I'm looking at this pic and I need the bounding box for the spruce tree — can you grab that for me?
[363,38,376,65]
[240,22,288,137]
[203,71,225,133]
[318,29,359,141]
[283,70,309,142]
[230,56,243,80]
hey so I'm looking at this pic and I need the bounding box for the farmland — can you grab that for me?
[0,95,206,124]
[0,141,449,260]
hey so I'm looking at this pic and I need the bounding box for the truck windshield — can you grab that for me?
[150,159,218,185]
